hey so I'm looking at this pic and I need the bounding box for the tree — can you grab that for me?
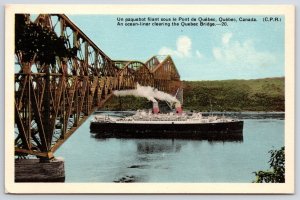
[253,146,285,183]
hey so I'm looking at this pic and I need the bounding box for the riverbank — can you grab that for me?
[101,77,284,112]
[94,110,285,120]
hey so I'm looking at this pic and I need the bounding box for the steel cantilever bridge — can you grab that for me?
[14,14,182,160]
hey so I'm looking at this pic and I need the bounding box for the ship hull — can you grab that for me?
[90,121,244,140]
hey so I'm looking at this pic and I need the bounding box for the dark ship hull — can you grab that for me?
[90,121,244,140]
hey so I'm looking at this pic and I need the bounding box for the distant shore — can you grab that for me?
[94,111,285,120]
[102,77,284,112]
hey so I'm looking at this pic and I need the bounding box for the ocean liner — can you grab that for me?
[90,102,244,140]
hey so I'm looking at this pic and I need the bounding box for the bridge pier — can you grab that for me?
[15,158,65,182]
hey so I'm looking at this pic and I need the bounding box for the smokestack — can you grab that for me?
[175,103,183,114]
[152,102,160,114]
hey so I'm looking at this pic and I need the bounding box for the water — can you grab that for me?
[56,112,284,183]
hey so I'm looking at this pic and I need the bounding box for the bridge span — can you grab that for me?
[14,14,182,160]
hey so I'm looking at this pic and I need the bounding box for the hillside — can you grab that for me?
[182,77,284,112]
[101,77,285,112]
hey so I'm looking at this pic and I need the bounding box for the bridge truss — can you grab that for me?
[14,14,182,159]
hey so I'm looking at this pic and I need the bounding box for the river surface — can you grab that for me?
[56,112,284,183]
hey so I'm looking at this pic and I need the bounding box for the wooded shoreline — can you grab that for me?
[102,77,284,112]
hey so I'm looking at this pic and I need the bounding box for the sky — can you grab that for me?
[66,15,284,81]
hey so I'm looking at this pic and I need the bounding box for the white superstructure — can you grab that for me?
[92,110,236,124]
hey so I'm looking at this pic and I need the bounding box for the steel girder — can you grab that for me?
[14,14,181,159]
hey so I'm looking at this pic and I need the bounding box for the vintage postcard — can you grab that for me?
[5,4,294,193]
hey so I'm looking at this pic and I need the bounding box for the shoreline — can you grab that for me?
[96,110,285,114]
[94,110,285,120]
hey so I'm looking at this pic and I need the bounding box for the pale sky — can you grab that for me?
[66,15,284,81]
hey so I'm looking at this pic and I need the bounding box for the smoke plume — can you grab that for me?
[113,83,180,105]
